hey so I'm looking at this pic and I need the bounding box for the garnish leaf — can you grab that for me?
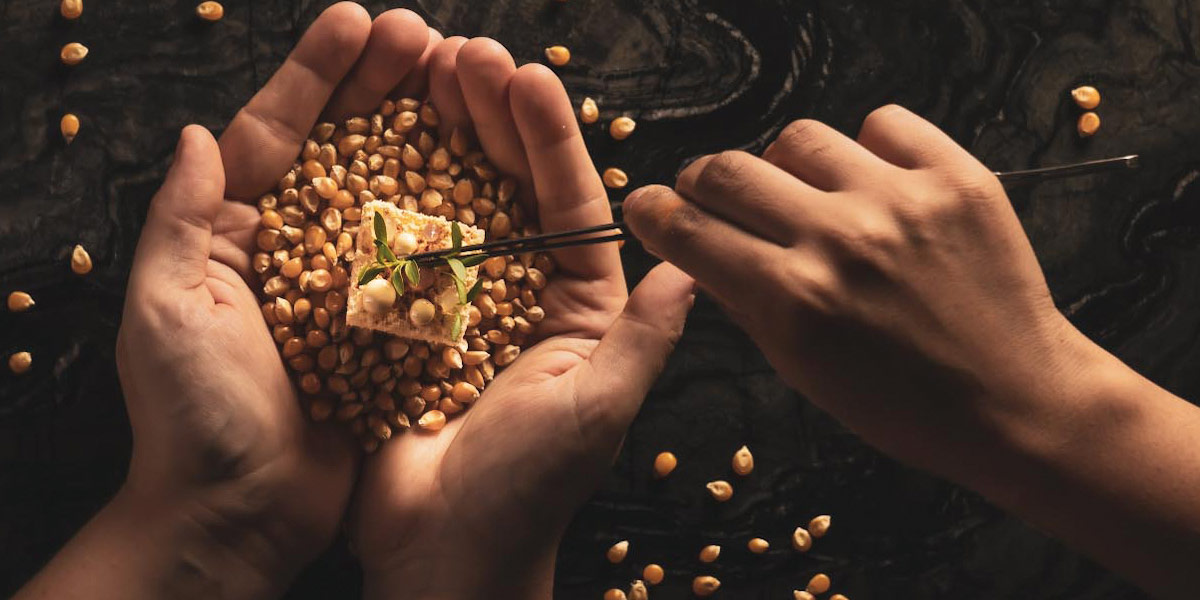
[375,238,398,263]
[357,265,384,285]
[450,221,463,251]
[373,211,388,245]
[453,275,468,305]
[465,278,485,302]
[404,260,421,287]
[450,312,463,341]
[459,254,488,268]
[390,265,406,296]
[447,257,467,281]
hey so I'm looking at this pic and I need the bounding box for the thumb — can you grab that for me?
[129,125,226,296]
[576,262,695,441]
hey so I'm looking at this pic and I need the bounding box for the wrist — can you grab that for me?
[110,482,295,599]
[362,527,558,600]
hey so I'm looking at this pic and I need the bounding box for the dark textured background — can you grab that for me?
[2,0,1195,597]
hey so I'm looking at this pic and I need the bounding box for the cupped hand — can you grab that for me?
[623,106,1094,482]
[350,38,694,600]
[114,3,443,592]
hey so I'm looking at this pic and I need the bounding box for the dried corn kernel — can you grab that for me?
[1070,85,1100,110]
[580,97,599,124]
[60,0,82,19]
[698,544,720,563]
[642,564,664,585]
[8,352,32,374]
[61,114,80,144]
[791,526,812,552]
[60,42,88,66]
[610,116,636,140]
[732,444,754,475]
[606,540,629,564]
[7,292,34,312]
[808,514,831,538]
[418,409,446,431]
[602,168,628,189]
[706,480,733,502]
[71,244,92,275]
[830,594,849,600]
[692,576,720,597]
[196,1,224,21]
[627,580,648,600]
[652,451,676,478]
[806,573,831,595]
[793,592,815,600]
[545,45,570,66]
[747,537,769,553]
[603,589,626,600]
[1077,112,1100,137]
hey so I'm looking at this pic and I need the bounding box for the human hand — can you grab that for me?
[351,38,694,600]
[623,105,1099,483]
[107,4,440,596]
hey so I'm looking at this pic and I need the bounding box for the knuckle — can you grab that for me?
[697,150,751,188]
[861,104,905,133]
[778,119,824,148]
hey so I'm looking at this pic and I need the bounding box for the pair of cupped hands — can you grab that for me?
[24,3,1126,599]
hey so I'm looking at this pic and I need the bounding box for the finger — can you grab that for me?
[856,104,982,172]
[624,184,783,294]
[760,119,898,191]
[576,262,695,441]
[509,64,617,280]
[674,151,828,245]
[219,2,371,201]
[393,28,443,99]
[129,126,225,296]
[324,9,430,120]
[426,36,471,139]
[456,38,534,197]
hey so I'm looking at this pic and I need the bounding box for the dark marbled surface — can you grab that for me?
[2,0,1195,598]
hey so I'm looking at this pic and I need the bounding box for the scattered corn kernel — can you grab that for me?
[692,576,720,597]
[70,244,92,275]
[8,352,32,374]
[793,592,815,600]
[1077,111,1100,137]
[7,292,34,312]
[61,114,80,144]
[606,540,629,564]
[642,564,664,585]
[196,1,224,21]
[602,168,628,189]
[747,537,769,554]
[698,545,720,563]
[610,116,636,140]
[830,594,849,600]
[417,409,446,431]
[808,514,831,538]
[545,45,570,66]
[60,0,82,20]
[806,573,831,595]
[603,589,626,600]
[60,42,88,66]
[791,526,812,552]
[653,451,677,478]
[732,444,754,475]
[1070,85,1101,110]
[627,580,648,600]
[580,97,599,124]
[706,480,733,502]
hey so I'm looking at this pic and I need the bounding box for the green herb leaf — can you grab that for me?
[459,254,488,268]
[450,312,463,341]
[465,278,485,302]
[357,265,385,285]
[447,257,467,281]
[373,211,388,245]
[375,238,398,263]
[451,221,463,251]
[390,265,406,296]
[404,260,421,287]
[453,275,468,305]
